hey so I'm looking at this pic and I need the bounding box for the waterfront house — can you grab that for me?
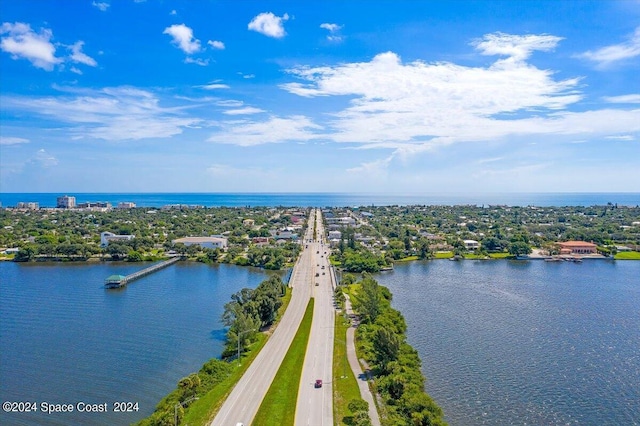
[464,239,480,250]
[558,241,597,255]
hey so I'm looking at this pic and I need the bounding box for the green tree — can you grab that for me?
[354,277,383,323]
[508,241,532,256]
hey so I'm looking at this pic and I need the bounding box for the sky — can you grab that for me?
[1,0,639,193]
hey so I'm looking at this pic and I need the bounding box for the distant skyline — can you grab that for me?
[1,0,639,193]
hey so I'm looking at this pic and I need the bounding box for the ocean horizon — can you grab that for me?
[1,192,639,208]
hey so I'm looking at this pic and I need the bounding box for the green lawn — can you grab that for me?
[489,252,512,259]
[253,299,314,426]
[614,251,640,260]
[433,251,453,259]
[182,287,293,425]
[396,255,419,262]
[333,315,361,425]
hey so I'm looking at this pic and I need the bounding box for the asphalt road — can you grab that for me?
[294,213,335,426]
[210,210,317,426]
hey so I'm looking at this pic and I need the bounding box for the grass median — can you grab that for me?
[253,298,314,426]
[333,314,361,425]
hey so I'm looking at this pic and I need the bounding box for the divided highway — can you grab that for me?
[294,212,335,426]
[210,210,320,426]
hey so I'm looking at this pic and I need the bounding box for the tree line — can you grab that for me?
[349,275,447,425]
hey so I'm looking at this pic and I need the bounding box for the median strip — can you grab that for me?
[253,299,314,426]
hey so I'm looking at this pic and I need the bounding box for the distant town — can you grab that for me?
[2,194,639,265]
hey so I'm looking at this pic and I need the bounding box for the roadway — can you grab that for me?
[210,210,318,426]
[294,211,335,426]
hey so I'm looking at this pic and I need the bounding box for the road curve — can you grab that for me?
[210,211,317,426]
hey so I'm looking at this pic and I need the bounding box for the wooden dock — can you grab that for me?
[105,257,181,288]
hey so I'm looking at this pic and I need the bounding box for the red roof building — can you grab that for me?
[558,241,597,254]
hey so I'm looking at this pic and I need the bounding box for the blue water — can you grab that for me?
[376,259,640,425]
[0,262,275,425]
[1,192,639,208]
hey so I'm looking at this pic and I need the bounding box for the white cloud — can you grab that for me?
[69,41,97,66]
[281,46,584,146]
[163,23,201,54]
[0,136,29,145]
[605,135,634,141]
[70,66,82,74]
[320,23,342,33]
[578,27,640,67]
[29,149,58,168]
[248,12,289,39]
[170,10,177,16]
[208,40,224,50]
[320,23,343,42]
[603,94,640,104]
[2,86,201,141]
[472,32,563,61]
[92,1,109,11]
[222,107,265,115]
[0,22,61,70]
[200,83,230,89]
[184,57,209,66]
[216,100,243,107]
[243,74,255,79]
[208,115,323,146]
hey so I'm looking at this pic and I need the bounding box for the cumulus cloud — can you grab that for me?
[68,41,97,66]
[472,32,563,61]
[248,12,289,38]
[208,40,225,50]
[281,46,585,146]
[320,23,343,42]
[2,86,201,141]
[92,1,109,11]
[0,22,61,70]
[208,115,323,146]
[578,27,640,67]
[0,136,29,145]
[163,23,201,54]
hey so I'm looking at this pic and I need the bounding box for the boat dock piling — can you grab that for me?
[104,257,181,288]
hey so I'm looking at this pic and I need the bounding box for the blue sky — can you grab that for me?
[1,0,639,193]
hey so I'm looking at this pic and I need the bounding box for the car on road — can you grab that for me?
[315,282,319,286]
[315,379,323,388]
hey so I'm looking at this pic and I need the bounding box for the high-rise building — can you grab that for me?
[56,195,76,209]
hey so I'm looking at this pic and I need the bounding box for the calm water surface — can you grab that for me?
[0,261,274,425]
[376,260,640,425]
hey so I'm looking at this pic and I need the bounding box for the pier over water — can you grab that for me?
[105,257,181,288]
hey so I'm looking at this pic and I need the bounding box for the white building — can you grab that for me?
[56,195,76,209]
[101,232,135,247]
[463,240,480,250]
[117,202,136,209]
[172,236,228,249]
[328,230,342,240]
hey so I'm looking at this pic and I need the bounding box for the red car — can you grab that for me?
[314,379,323,388]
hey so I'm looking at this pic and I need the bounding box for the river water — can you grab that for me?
[0,261,273,425]
[2,259,639,425]
[376,259,640,425]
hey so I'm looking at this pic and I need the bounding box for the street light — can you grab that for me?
[174,396,198,426]
[237,328,256,365]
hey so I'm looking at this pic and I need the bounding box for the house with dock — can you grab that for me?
[558,241,597,255]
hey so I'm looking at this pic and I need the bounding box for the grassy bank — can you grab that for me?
[614,251,640,260]
[333,315,361,425]
[253,298,314,426]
